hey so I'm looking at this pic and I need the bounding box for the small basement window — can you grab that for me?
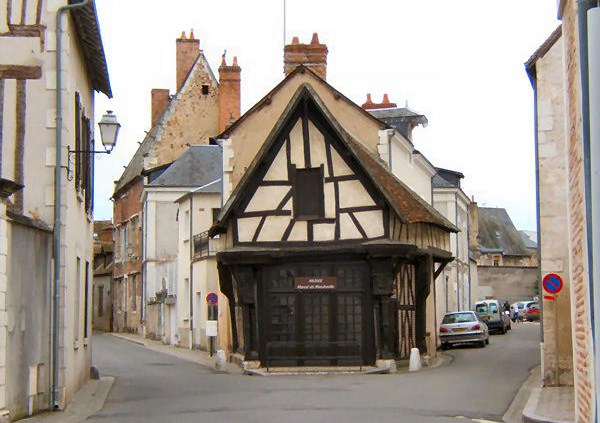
[201,85,209,95]
[293,167,324,220]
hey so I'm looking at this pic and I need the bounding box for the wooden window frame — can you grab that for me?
[292,165,325,220]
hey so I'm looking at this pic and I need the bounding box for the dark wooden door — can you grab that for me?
[262,261,371,367]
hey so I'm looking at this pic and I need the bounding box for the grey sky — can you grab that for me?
[92,0,560,231]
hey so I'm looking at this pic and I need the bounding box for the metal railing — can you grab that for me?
[193,231,218,258]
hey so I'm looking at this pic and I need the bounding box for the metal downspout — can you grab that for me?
[53,0,90,410]
[530,68,544,345]
[189,195,194,350]
[455,192,459,310]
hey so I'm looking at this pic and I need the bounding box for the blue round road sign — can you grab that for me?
[206,292,218,305]
[542,273,563,294]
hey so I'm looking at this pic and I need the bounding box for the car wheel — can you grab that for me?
[479,340,486,348]
[485,338,489,345]
[501,325,507,334]
[441,343,449,350]
[508,322,511,331]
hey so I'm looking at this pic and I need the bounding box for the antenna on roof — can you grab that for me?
[283,0,287,47]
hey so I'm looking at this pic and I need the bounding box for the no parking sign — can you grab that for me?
[542,273,563,295]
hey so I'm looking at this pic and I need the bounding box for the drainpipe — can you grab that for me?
[455,192,460,311]
[189,194,194,350]
[53,0,90,411]
[527,60,544,346]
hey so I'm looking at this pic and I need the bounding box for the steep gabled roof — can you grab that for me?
[113,52,218,196]
[215,65,390,140]
[210,84,457,236]
[148,145,221,188]
[69,0,112,97]
[478,207,530,256]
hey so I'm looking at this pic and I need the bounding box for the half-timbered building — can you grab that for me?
[210,76,458,368]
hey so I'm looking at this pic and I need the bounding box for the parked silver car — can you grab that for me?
[439,311,490,349]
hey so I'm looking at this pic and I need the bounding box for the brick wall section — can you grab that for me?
[176,32,200,92]
[151,89,170,127]
[218,57,241,132]
[562,1,595,421]
[284,33,328,80]
[113,179,143,281]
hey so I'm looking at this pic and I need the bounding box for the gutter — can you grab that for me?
[53,0,90,410]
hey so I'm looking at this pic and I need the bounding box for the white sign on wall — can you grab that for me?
[205,320,218,337]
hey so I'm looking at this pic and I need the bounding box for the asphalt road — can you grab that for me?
[89,323,541,423]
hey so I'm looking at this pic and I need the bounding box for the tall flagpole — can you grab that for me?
[283,0,286,46]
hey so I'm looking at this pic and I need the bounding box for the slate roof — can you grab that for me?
[367,108,428,140]
[149,145,222,190]
[211,84,458,235]
[519,231,538,249]
[69,0,112,97]
[478,207,530,256]
[433,167,464,189]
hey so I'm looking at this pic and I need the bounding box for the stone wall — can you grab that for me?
[477,266,538,303]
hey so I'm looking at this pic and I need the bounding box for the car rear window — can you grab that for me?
[489,303,498,313]
[442,313,476,324]
[475,304,488,313]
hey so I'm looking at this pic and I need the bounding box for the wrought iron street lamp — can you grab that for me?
[65,110,121,179]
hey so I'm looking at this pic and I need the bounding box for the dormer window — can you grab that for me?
[293,166,324,220]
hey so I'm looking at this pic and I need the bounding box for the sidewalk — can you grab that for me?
[109,332,244,374]
[502,365,574,423]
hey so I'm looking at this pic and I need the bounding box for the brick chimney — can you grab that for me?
[284,33,328,80]
[151,88,170,127]
[361,93,397,110]
[218,55,241,132]
[176,30,200,91]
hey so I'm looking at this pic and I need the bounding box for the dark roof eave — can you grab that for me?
[69,0,112,97]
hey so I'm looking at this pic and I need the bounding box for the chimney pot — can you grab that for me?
[189,29,195,39]
[176,32,201,91]
[218,52,241,132]
[151,88,170,127]
[383,93,390,104]
[284,34,328,79]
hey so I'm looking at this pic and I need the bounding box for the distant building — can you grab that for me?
[432,168,478,318]
[475,207,538,303]
[112,31,240,336]
[93,221,114,332]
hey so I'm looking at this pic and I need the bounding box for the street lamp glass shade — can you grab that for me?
[98,110,120,152]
